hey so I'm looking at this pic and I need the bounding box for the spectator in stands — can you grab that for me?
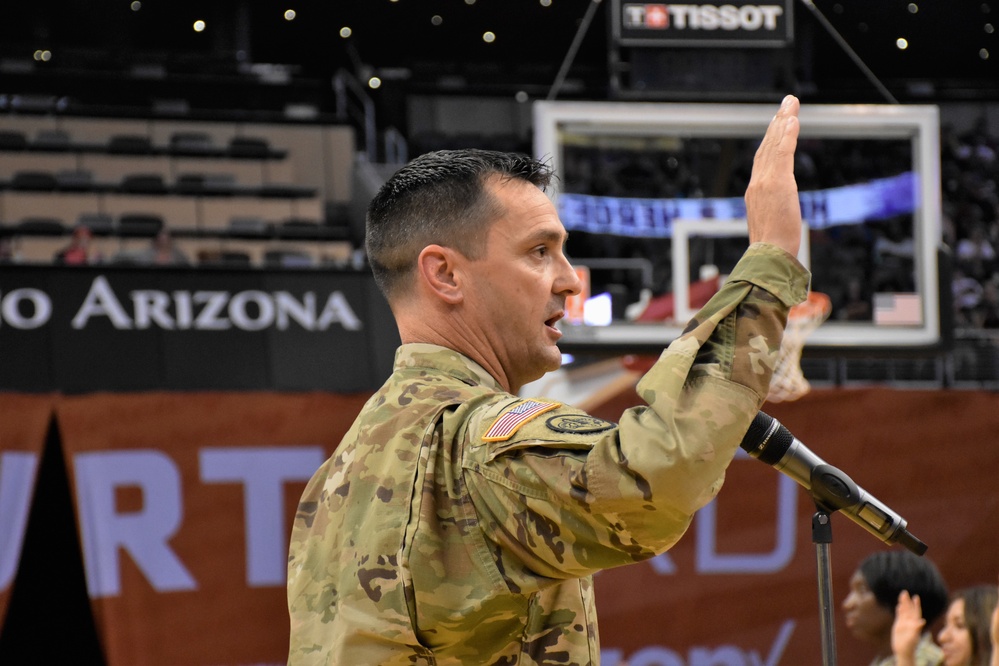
[132,229,189,266]
[937,585,998,666]
[956,221,997,281]
[0,236,17,263]
[54,225,100,265]
[992,577,999,666]
[842,549,950,666]
[893,582,999,666]
[839,275,873,321]
[953,266,986,328]
[973,277,999,329]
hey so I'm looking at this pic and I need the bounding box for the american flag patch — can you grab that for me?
[873,293,922,326]
[482,399,560,442]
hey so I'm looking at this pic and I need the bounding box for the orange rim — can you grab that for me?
[789,291,831,321]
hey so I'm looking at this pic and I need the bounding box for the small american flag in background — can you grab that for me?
[483,399,560,441]
[873,293,922,326]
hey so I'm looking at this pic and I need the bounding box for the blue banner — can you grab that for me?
[557,171,918,238]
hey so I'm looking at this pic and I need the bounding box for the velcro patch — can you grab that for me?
[546,414,616,434]
[482,399,560,442]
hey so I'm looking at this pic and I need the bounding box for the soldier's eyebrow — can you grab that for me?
[527,228,569,247]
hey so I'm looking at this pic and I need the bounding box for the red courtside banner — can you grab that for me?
[55,391,370,666]
[0,394,55,628]
[39,387,999,665]
[587,387,999,666]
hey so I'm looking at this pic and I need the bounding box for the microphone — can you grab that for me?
[740,411,927,555]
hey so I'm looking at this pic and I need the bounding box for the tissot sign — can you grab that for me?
[613,0,793,47]
[0,265,399,393]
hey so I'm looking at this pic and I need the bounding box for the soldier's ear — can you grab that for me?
[418,244,463,304]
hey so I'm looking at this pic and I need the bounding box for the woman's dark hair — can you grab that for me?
[365,149,554,299]
[858,550,949,624]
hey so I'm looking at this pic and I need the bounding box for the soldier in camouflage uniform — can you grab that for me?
[287,96,810,665]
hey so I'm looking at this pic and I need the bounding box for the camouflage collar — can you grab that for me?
[394,343,503,390]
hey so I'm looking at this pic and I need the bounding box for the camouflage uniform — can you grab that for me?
[287,243,809,665]
[870,633,944,666]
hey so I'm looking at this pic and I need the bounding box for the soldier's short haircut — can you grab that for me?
[365,149,555,299]
[859,550,949,624]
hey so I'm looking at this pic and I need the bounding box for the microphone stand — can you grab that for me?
[812,504,837,666]
[741,412,928,666]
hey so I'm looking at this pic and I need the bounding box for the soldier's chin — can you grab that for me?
[546,348,566,371]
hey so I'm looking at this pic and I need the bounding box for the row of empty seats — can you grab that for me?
[2,211,355,269]
[0,125,306,201]
[0,169,316,197]
[2,213,349,241]
[0,114,359,269]
[2,233,355,270]
[0,188,323,232]
[0,128,286,159]
[1,113,356,212]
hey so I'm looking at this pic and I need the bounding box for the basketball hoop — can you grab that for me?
[767,291,832,403]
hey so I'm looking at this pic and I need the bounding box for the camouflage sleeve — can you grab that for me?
[463,243,809,582]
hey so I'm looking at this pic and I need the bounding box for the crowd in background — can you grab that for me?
[941,119,999,329]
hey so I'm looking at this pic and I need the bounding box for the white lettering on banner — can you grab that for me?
[174,290,194,328]
[600,620,794,666]
[558,172,918,238]
[74,450,197,597]
[229,291,276,331]
[276,291,316,330]
[316,291,363,330]
[70,446,324,596]
[72,276,133,329]
[623,4,784,31]
[0,452,39,590]
[696,473,797,573]
[0,288,52,329]
[194,291,231,329]
[200,446,325,587]
[67,446,794,599]
[623,4,652,28]
[132,289,175,329]
[70,276,363,332]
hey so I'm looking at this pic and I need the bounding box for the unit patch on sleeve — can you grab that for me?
[545,414,616,435]
[482,399,561,442]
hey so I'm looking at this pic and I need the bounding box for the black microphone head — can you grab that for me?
[740,411,795,466]
[740,412,774,454]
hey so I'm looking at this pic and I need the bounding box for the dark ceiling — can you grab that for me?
[1,0,997,117]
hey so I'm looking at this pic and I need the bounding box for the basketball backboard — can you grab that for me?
[533,100,943,354]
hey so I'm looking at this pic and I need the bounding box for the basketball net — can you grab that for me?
[767,291,831,403]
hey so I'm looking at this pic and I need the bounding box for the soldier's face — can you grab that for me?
[462,177,582,392]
